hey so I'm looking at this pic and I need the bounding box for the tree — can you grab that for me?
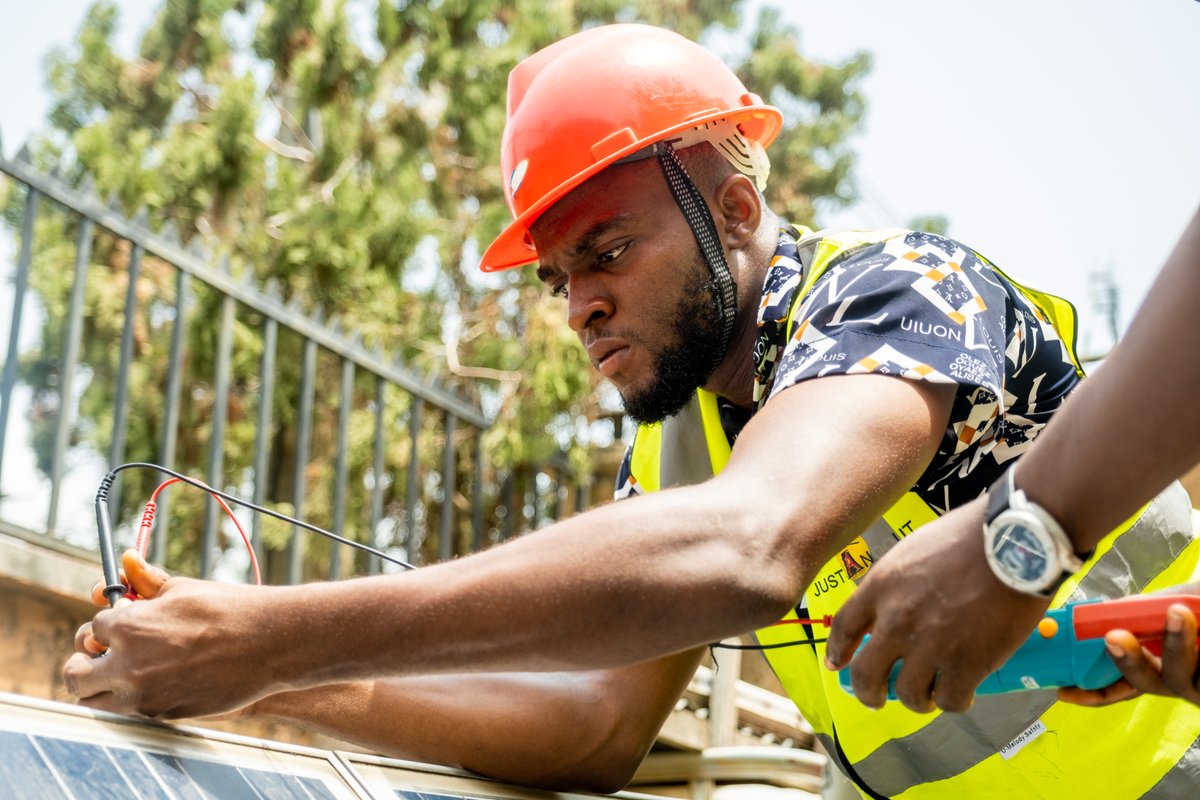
[4,0,869,578]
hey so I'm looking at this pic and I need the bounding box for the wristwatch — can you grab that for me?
[982,468,1087,597]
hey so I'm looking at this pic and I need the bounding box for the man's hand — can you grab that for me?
[63,549,276,719]
[74,549,172,656]
[823,496,1050,712]
[1059,585,1200,708]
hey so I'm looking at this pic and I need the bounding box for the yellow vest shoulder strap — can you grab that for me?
[785,228,1085,376]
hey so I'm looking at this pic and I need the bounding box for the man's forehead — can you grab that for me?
[529,160,667,254]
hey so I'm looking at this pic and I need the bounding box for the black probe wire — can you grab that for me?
[711,637,829,651]
[95,461,415,607]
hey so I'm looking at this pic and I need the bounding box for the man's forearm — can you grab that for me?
[265,479,800,686]
[1018,206,1200,549]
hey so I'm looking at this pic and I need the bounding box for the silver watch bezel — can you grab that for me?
[983,471,1082,597]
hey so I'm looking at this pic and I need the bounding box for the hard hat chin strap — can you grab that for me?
[656,141,738,376]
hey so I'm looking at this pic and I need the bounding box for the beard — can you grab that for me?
[619,260,730,425]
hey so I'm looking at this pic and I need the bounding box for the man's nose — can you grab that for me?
[567,276,614,333]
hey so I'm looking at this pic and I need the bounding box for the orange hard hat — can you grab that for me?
[480,24,784,272]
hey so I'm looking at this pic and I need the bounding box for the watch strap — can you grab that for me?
[984,466,1015,525]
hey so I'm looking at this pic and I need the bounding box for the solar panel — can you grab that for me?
[0,692,668,800]
[0,692,387,799]
[2,732,341,800]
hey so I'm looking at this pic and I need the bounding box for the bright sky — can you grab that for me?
[2,0,1198,354]
[756,0,1200,356]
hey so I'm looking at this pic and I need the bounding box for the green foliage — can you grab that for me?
[739,5,870,225]
[907,214,951,236]
[8,0,868,576]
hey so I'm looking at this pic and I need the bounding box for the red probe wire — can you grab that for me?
[133,477,262,586]
[772,616,834,628]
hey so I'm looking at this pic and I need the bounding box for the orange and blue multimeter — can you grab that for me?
[838,595,1200,699]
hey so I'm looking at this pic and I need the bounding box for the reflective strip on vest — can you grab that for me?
[626,229,1200,799]
[1142,732,1200,799]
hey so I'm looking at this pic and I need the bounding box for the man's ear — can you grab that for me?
[713,174,762,251]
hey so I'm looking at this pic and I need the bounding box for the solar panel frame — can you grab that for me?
[338,750,677,800]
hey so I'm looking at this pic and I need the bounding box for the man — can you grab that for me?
[66,25,1200,798]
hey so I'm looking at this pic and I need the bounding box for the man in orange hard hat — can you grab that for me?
[66,24,1200,799]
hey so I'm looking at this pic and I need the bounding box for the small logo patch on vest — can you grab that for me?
[840,537,874,583]
[810,538,875,598]
[999,718,1046,760]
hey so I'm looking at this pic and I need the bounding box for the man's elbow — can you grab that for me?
[544,760,641,795]
[533,698,665,794]
[535,739,649,794]
[720,522,816,627]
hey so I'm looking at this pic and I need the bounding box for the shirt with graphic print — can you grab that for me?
[614,226,1082,514]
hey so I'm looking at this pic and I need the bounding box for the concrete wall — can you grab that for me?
[0,527,95,702]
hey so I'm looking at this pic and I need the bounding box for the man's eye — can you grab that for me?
[551,283,569,299]
[597,243,629,264]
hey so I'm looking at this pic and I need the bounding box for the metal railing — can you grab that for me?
[0,135,591,583]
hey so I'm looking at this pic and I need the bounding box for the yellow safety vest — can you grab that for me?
[628,229,1200,799]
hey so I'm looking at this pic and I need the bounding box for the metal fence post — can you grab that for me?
[0,187,40,491]
[251,316,278,581]
[471,429,484,552]
[153,269,190,566]
[107,244,143,515]
[404,396,424,565]
[46,217,94,534]
[329,356,354,579]
[287,336,317,585]
[367,378,387,575]
[438,413,457,562]
[201,293,236,578]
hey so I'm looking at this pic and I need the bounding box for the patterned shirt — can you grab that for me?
[616,226,1082,513]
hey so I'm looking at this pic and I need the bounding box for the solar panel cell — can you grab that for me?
[0,731,69,799]
[32,736,135,795]
[235,766,316,800]
[175,754,262,799]
[143,752,208,799]
[106,747,173,800]
[298,774,342,799]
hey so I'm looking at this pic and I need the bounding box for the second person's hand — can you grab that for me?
[1059,586,1200,708]
[824,496,1050,712]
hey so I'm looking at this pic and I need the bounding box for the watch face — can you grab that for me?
[991,521,1050,584]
